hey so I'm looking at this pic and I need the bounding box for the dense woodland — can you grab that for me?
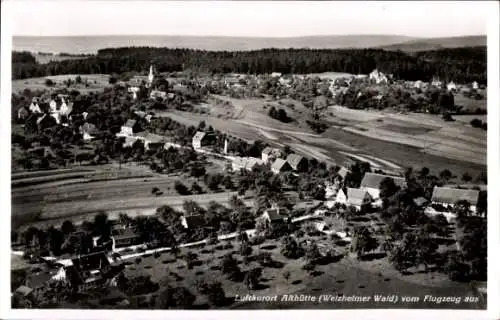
[12,46,486,84]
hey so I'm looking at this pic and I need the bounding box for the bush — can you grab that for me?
[45,79,54,86]
[174,181,191,195]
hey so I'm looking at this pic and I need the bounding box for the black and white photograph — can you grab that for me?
[1,1,499,319]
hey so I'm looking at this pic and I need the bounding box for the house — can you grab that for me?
[150,90,167,100]
[447,81,457,92]
[360,173,407,200]
[324,182,338,199]
[431,187,480,213]
[29,98,42,114]
[271,72,282,78]
[286,153,308,172]
[414,80,424,89]
[192,131,215,150]
[261,147,282,163]
[335,188,347,205]
[258,206,286,228]
[232,157,264,172]
[431,77,443,88]
[111,228,141,250]
[369,69,388,84]
[180,214,206,229]
[414,197,430,208]
[128,86,140,100]
[71,251,111,272]
[346,188,372,211]
[120,119,141,136]
[80,122,99,141]
[135,132,166,150]
[472,81,479,90]
[336,167,350,182]
[17,107,29,121]
[271,158,292,174]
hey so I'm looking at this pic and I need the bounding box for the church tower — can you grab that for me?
[148,65,154,86]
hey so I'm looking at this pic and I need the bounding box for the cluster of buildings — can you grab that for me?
[325,171,482,221]
[18,95,75,130]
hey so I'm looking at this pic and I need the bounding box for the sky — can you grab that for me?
[5,1,491,38]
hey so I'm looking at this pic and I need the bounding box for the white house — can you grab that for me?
[335,189,347,205]
[346,188,372,211]
[120,119,140,136]
[431,187,480,213]
[472,81,479,90]
[192,131,209,150]
[80,123,99,141]
[29,98,42,114]
[447,81,457,92]
[414,80,424,89]
[369,69,388,85]
[128,86,140,100]
[271,158,292,175]
[232,157,264,172]
[360,173,407,200]
[271,72,282,78]
[431,77,443,88]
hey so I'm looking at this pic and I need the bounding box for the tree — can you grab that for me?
[379,178,400,199]
[158,286,196,309]
[184,251,198,269]
[45,79,54,87]
[389,233,419,272]
[239,241,253,259]
[415,230,438,271]
[75,75,82,84]
[350,226,379,258]
[92,211,112,240]
[61,220,75,236]
[461,172,472,183]
[244,267,263,290]
[439,169,453,181]
[280,236,304,259]
[304,240,321,262]
[282,270,291,282]
[445,252,470,282]
[220,254,241,281]
[174,181,191,195]
[197,280,226,307]
[191,182,203,194]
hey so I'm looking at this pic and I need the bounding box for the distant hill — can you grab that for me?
[377,35,486,52]
[14,35,420,54]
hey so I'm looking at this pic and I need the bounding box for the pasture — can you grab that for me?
[454,93,487,111]
[12,74,110,93]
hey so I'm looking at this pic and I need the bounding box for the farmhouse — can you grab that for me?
[111,228,141,250]
[80,122,99,141]
[258,206,287,228]
[135,132,167,151]
[431,77,443,88]
[120,119,141,136]
[346,188,372,212]
[472,81,479,90]
[286,154,308,172]
[334,188,347,205]
[29,98,43,114]
[192,131,215,150]
[181,214,206,230]
[431,187,480,213]
[447,81,457,92]
[128,86,140,100]
[232,157,265,172]
[261,147,282,163]
[271,72,282,78]
[360,173,407,200]
[271,158,292,174]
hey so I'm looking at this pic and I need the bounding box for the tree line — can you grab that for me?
[12,46,486,84]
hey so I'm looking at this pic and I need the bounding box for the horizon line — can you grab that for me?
[12,33,487,39]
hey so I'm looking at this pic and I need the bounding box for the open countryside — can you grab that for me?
[10,37,487,311]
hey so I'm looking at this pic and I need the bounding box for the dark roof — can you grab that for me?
[182,214,205,228]
[286,154,305,170]
[263,208,285,221]
[431,187,480,206]
[360,173,407,190]
[71,251,110,272]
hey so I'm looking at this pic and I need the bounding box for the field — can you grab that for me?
[158,95,485,178]
[454,93,487,112]
[11,74,110,93]
[11,159,235,228]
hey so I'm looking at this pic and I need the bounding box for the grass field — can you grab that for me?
[454,93,487,111]
[12,74,110,93]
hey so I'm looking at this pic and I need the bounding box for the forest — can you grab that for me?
[12,46,486,84]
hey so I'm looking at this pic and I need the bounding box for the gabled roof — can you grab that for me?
[263,208,285,221]
[271,158,290,172]
[192,131,207,143]
[346,188,371,207]
[123,119,137,128]
[182,214,205,228]
[135,132,166,144]
[71,251,110,272]
[337,167,350,179]
[414,197,429,207]
[360,173,406,190]
[286,153,305,170]
[431,187,480,206]
[262,147,281,156]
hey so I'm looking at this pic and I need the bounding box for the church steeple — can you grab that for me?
[148,65,154,85]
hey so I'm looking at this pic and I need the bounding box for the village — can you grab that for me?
[10,61,487,309]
